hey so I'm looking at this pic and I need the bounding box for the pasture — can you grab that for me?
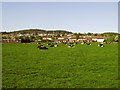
[2,42,118,88]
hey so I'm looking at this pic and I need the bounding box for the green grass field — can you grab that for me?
[2,42,118,88]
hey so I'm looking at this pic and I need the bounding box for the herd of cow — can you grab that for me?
[37,42,105,50]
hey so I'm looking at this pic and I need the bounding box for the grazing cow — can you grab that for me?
[73,42,78,45]
[86,43,91,45]
[37,42,41,44]
[68,45,75,48]
[37,45,48,49]
[81,42,85,44]
[47,43,51,45]
[98,44,105,47]
[50,45,54,47]
[66,44,68,45]
[54,45,58,47]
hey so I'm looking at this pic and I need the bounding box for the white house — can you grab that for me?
[92,38,105,42]
[43,37,52,40]
[58,37,65,40]
[38,34,44,36]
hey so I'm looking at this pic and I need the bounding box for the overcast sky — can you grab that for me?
[2,2,118,33]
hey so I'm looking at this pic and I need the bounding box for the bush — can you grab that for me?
[105,36,116,42]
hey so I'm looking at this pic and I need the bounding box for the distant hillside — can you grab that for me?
[1,29,119,35]
[102,32,119,35]
[9,29,73,34]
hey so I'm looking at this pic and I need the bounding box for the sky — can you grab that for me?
[1,2,118,33]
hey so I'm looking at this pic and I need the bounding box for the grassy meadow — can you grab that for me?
[2,42,118,88]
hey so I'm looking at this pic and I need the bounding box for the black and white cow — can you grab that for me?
[98,44,105,47]
[50,45,54,47]
[54,45,58,47]
[81,42,85,44]
[86,43,91,45]
[68,45,75,48]
[73,42,78,45]
[37,42,41,44]
[47,43,51,45]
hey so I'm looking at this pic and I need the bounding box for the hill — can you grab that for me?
[9,29,73,34]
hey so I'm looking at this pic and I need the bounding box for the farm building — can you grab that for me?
[55,39,69,43]
[77,37,87,42]
[69,38,77,42]
[92,38,105,42]
[91,36,106,42]
[77,36,106,42]
[57,37,68,40]
[2,39,21,43]
[42,37,52,40]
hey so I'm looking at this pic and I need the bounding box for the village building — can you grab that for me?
[57,37,65,40]
[42,37,52,40]
[2,39,21,43]
[55,39,68,43]
[77,37,87,42]
[69,38,77,42]
[91,36,106,42]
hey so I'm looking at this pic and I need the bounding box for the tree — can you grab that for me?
[87,32,93,36]
[73,33,79,40]
[94,33,98,36]
[105,35,116,42]
[54,34,60,37]
[75,34,79,40]
[73,33,77,36]
[51,37,55,41]
[61,32,66,36]
[2,36,7,39]
[24,36,30,39]
[18,36,25,39]
[30,36,35,40]
[78,33,84,36]
[36,36,43,40]
[114,35,118,42]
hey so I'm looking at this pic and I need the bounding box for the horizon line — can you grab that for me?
[1,28,119,34]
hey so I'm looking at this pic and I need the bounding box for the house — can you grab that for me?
[77,37,87,42]
[92,38,105,42]
[17,34,23,36]
[38,34,44,36]
[2,39,21,43]
[55,39,68,43]
[91,36,105,42]
[42,37,52,40]
[57,37,65,40]
[69,38,77,42]
[76,36,105,42]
